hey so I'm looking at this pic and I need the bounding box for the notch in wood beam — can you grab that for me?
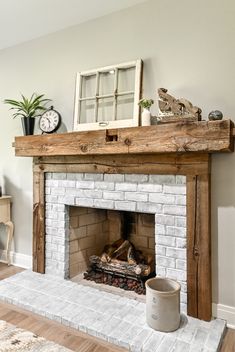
[106,129,118,142]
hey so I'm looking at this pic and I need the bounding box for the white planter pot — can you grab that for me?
[141,108,151,126]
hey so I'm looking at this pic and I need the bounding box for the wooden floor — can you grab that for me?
[0,264,234,351]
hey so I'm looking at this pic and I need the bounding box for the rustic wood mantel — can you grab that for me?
[13,120,235,322]
[14,120,234,156]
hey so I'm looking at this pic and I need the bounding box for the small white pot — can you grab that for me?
[141,108,151,126]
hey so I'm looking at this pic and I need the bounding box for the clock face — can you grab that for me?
[39,109,61,133]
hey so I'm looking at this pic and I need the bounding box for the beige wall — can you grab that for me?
[0,0,235,317]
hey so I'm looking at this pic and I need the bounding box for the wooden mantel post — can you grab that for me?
[33,166,45,273]
[187,169,211,321]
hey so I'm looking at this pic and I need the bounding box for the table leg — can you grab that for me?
[5,221,14,265]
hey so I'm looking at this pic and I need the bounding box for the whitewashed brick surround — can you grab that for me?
[45,173,187,308]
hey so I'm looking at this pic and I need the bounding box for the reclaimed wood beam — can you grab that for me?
[14,120,234,157]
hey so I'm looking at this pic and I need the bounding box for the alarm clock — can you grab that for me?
[39,106,61,133]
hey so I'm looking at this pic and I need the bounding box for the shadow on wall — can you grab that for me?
[211,152,235,304]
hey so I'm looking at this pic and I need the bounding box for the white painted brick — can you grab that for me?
[115,201,136,211]
[76,181,95,189]
[130,329,153,352]
[58,195,75,205]
[155,224,166,234]
[181,292,187,304]
[164,205,186,216]
[52,173,66,180]
[176,259,187,271]
[176,195,187,205]
[143,332,164,351]
[46,180,59,187]
[76,198,94,207]
[46,211,58,220]
[116,182,137,191]
[155,214,175,226]
[163,185,186,195]
[45,219,53,227]
[156,255,175,268]
[94,199,114,209]
[167,268,186,281]
[104,174,124,182]
[149,193,175,204]
[125,174,148,183]
[95,181,115,190]
[175,216,187,228]
[51,187,65,196]
[57,212,67,221]
[52,204,66,212]
[84,173,103,181]
[137,202,162,214]
[166,226,186,237]
[156,245,166,256]
[46,243,58,252]
[45,173,52,180]
[155,266,166,276]
[67,173,84,181]
[45,187,50,195]
[149,175,176,184]
[125,192,148,202]
[103,191,124,200]
[52,220,66,229]
[137,184,162,192]
[58,180,76,188]
[176,238,187,249]
[76,189,102,198]
[176,175,186,184]
[157,235,176,247]
[166,247,186,260]
[156,336,176,352]
[45,195,58,203]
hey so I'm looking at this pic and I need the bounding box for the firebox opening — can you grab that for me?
[69,206,156,294]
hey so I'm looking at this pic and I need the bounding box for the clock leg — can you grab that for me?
[5,221,14,265]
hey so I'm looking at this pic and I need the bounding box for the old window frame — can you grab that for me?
[73,59,143,131]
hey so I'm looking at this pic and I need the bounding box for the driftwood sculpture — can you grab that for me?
[158,88,202,121]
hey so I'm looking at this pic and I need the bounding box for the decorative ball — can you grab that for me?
[208,110,223,121]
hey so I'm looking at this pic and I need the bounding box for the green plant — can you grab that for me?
[4,93,51,118]
[138,98,154,109]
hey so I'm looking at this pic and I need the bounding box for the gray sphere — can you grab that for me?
[208,110,223,121]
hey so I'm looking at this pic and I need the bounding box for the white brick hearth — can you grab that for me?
[45,173,187,308]
[0,271,225,352]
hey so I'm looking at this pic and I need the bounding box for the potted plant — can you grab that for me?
[4,93,51,135]
[138,98,154,126]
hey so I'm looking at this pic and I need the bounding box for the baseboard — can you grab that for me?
[212,303,235,329]
[0,249,32,269]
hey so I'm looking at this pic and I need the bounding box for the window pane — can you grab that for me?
[81,74,96,98]
[97,97,114,122]
[80,100,95,124]
[118,66,135,92]
[116,94,134,120]
[99,71,114,95]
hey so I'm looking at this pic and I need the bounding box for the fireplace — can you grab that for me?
[45,172,187,307]
[15,120,233,320]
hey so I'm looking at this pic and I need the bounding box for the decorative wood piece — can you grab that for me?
[158,88,202,120]
[14,120,234,157]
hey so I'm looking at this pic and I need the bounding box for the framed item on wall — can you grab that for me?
[73,59,143,131]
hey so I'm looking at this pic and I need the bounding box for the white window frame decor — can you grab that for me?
[73,59,143,131]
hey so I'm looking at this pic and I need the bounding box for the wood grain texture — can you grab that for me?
[33,169,45,273]
[14,120,234,157]
[33,153,210,176]
[186,170,212,321]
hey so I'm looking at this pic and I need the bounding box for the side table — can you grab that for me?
[0,196,14,265]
